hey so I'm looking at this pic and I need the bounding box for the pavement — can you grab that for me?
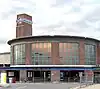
[79,84,100,89]
[0,83,80,89]
[71,83,100,89]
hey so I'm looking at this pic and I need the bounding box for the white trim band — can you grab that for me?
[10,65,96,68]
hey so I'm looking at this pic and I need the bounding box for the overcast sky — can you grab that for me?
[0,0,100,53]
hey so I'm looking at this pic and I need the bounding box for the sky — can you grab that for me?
[0,0,100,53]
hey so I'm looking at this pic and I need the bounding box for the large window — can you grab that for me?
[14,44,25,64]
[31,42,51,65]
[59,43,79,65]
[85,44,96,65]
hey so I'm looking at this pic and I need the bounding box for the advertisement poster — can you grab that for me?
[1,73,7,84]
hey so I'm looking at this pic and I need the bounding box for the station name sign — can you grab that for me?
[16,17,33,25]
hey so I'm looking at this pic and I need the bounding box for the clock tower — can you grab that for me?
[16,13,33,38]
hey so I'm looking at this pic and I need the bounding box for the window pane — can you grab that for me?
[85,44,96,65]
[59,43,79,65]
[31,42,51,65]
[14,44,25,64]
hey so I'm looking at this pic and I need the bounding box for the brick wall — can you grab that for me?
[51,42,60,64]
[25,43,31,64]
[79,40,85,65]
[16,14,32,38]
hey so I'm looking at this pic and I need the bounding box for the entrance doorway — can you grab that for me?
[60,71,67,82]
[27,71,33,82]
[43,71,51,82]
[94,72,100,83]
[60,71,83,82]
[34,70,51,82]
[15,71,20,81]
[27,70,51,82]
[34,71,43,82]
[67,71,80,82]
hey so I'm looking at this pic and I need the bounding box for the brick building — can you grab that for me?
[7,13,100,83]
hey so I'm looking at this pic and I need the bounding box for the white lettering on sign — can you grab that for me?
[16,17,33,25]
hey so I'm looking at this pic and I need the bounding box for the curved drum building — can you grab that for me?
[7,14,100,83]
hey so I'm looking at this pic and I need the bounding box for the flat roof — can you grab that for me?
[7,35,100,45]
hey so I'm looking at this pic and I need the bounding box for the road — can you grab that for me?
[2,83,80,89]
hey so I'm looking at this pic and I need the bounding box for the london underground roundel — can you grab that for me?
[16,17,33,25]
[16,17,22,24]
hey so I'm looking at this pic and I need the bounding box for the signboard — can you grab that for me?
[8,72,14,77]
[16,17,33,25]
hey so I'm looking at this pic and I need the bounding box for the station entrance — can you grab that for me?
[27,70,84,83]
[27,70,51,82]
[4,66,94,83]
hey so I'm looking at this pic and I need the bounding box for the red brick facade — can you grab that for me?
[16,14,32,38]
[79,40,85,65]
[11,40,100,65]
[96,43,100,64]
[25,43,31,65]
[51,70,60,82]
[51,42,60,65]
[9,14,100,65]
